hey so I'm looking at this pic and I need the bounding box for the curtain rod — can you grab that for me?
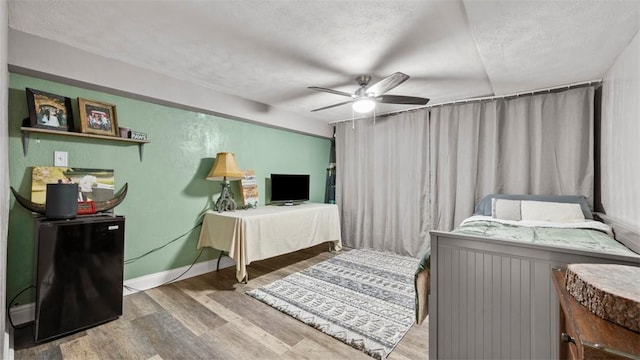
[329,79,602,124]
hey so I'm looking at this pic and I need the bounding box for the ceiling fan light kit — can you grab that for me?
[352,98,376,113]
[309,72,430,114]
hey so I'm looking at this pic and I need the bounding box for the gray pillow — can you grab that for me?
[475,194,593,219]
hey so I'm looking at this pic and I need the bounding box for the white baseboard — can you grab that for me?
[122,256,234,295]
[8,256,235,325]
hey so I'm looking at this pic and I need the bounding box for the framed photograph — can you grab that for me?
[78,98,119,137]
[26,88,74,132]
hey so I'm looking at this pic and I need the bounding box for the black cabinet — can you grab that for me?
[34,215,125,342]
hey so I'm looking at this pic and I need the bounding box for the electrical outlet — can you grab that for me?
[54,151,68,167]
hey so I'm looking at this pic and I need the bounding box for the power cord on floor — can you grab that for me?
[124,222,202,265]
[7,285,35,329]
[124,248,205,293]
[123,220,207,292]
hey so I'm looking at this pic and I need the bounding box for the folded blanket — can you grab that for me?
[455,216,637,257]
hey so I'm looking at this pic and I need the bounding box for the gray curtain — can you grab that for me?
[336,87,594,256]
[601,31,640,227]
[335,112,430,257]
[430,87,594,231]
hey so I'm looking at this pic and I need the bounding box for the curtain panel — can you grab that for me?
[336,87,594,257]
[335,112,430,257]
[601,31,640,227]
[430,87,595,231]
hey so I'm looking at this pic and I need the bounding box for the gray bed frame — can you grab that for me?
[428,213,640,359]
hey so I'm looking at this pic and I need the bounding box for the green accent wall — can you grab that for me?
[7,73,331,305]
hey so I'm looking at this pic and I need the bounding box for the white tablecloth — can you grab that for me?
[197,203,342,282]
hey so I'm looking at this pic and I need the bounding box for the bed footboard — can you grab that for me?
[428,230,640,360]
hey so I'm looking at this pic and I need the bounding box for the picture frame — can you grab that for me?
[26,88,74,132]
[78,98,119,137]
[240,170,259,208]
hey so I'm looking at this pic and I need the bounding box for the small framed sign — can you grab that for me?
[130,131,147,141]
[240,170,259,208]
[26,88,74,132]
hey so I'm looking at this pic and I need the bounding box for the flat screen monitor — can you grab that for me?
[270,174,310,205]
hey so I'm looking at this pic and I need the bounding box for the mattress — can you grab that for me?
[453,216,638,256]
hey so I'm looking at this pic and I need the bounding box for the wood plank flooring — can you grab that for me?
[13,244,429,359]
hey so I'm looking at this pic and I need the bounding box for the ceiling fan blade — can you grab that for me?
[308,86,353,98]
[365,72,410,96]
[311,100,353,112]
[377,95,430,105]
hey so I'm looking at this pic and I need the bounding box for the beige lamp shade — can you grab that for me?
[207,152,244,181]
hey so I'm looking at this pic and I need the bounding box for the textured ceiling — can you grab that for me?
[7,0,640,125]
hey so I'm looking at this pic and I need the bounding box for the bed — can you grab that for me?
[415,194,640,360]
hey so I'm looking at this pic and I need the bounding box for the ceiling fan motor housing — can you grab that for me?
[355,87,369,97]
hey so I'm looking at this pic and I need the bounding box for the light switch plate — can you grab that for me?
[54,151,68,167]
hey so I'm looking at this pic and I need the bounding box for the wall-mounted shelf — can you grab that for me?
[20,127,150,161]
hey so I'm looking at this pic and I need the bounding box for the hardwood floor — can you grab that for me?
[13,244,429,359]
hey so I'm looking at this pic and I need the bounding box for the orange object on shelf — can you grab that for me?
[77,201,96,215]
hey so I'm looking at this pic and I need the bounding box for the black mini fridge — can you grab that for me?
[34,215,125,342]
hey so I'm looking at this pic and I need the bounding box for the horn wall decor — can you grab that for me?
[11,183,128,215]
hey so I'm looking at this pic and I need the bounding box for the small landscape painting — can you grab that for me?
[31,166,115,204]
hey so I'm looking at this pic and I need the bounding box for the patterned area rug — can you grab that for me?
[246,249,419,359]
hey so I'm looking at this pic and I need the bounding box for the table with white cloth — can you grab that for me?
[197,203,342,282]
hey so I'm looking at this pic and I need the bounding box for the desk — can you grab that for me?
[197,203,342,282]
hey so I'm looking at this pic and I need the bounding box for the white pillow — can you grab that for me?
[520,200,585,222]
[491,199,521,220]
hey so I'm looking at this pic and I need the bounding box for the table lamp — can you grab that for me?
[207,152,244,212]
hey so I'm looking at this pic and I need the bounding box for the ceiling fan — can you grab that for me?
[309,72,430,113]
